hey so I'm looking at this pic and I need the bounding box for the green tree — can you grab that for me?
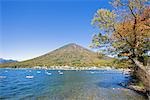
[91,0,150,67]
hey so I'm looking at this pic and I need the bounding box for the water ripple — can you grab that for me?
[0,69,147,100]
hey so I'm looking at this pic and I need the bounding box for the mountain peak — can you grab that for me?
[67,43,77,46]
[57,43,91,53]
[64,43,81,47]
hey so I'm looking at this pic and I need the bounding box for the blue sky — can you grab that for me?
[1,0,111,61]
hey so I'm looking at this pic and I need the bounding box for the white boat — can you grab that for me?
[45,72,52,75]
[90,71,95,74]
[26,76,34,79]
[37,71,41,73]
[28,70,32,72]
[59,72,63,75]
[0,76,6,79]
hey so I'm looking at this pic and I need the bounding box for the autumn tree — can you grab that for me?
[91,0,150,67]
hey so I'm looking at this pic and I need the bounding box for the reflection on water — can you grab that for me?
[0,69,147,100]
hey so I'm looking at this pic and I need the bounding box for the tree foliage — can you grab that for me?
[91,0,150,66]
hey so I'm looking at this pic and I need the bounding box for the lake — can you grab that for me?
[0,68,147,100]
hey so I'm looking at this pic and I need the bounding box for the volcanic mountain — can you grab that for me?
[0,43,111,68]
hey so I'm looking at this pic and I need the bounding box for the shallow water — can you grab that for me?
[0,68,147,100]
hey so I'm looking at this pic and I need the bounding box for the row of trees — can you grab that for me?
[91,0,150,67]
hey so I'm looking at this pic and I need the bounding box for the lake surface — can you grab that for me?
[0,68,147,100]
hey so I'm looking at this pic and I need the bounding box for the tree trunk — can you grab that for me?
[131,58,150,98]
[133,59,145,69]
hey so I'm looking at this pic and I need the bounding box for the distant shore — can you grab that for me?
[0,66,132,75]
[0,66,131,71]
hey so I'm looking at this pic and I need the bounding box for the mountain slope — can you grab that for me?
[0,43,113,68]
[20,43,103,67]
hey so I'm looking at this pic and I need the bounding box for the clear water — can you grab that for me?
[0,69,147,100]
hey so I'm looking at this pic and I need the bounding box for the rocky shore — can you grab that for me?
[120,71,149,100]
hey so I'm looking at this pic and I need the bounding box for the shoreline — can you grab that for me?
[120,72,149,99]
[0,66,132,72]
